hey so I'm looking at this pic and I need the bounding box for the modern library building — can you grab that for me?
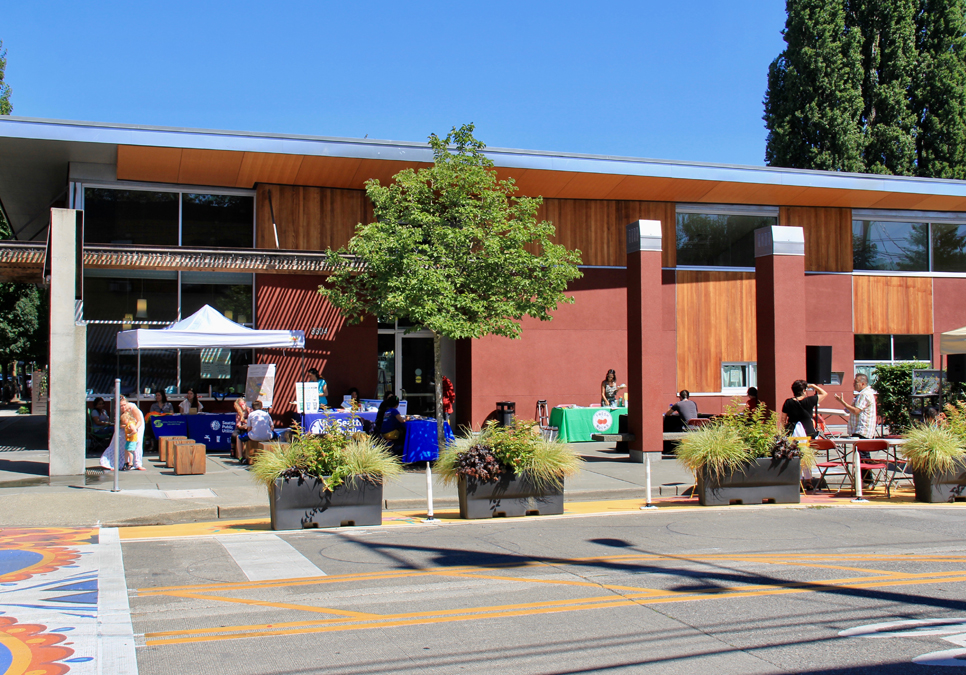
[1,116,965,433]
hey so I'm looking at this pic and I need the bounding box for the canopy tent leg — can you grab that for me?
[137,351,141,404]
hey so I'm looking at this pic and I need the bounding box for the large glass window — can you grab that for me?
[181,193,254,248]
[931,223,966,273]
[83,271,179,322]
[82,187,254,249]
[854,334,932,385]
[84,188,179,246]
[676,212,776,267]
[852,220,930,271]
[180,272,253,324]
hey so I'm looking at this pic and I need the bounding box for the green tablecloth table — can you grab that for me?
[549,406,627,443]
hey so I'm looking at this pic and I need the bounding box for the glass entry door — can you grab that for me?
[377,322,437,417]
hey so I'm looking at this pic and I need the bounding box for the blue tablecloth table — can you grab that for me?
[150,413,235,451]
[402,419,454,463]
[297,411,378,435]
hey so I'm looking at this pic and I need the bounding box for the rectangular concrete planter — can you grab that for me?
[458,474,564,519]
[269,476,383,530]
[912,459,966,503]
[697,457,801,506]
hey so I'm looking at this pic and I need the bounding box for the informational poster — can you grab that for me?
[200,348,231,379]
[295,381,320,414]
[245,364,275,408]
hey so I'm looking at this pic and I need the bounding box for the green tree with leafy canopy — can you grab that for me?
[321,124,583,446]
[764,0,866,171]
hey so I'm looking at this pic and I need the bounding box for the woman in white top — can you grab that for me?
[179,388,204,414]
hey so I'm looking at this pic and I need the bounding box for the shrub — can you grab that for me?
[436,420,582,490]
[873,362,930,432]
[250,425,402,492]
[901,424,966,475]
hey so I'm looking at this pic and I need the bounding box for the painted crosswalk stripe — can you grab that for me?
[216,534,325,581]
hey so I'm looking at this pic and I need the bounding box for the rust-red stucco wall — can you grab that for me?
[255,274,377,420]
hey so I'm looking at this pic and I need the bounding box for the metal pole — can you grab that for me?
[851,441,867,503]
[424,462,438,522]
[112,378,121,492]
[137,351,141,406]
[640,452,658,509]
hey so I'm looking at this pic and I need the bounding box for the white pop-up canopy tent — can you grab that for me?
[940,326,966,355]
[116,305,305,351]
[115,305,305,400]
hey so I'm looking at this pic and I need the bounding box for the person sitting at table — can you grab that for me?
[90,397,113,438]
[780,379,828,438]
[341,387,361,409]
[179,388,203,414]
[150,390,173,414]
[308,368,329,407]
[746,387,760,413]
[666,390,698,431]
[246,400,275,443]
[376,395,407,453]
[600,369,626,407]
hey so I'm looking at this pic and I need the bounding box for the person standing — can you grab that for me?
[99,396,146,470]
[780,380,828,438]
[835,374,877,439]
[233,396,252,459]
[308,368,328,408]
[600,369,627,407]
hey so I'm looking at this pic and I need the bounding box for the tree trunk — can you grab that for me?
[434,331,444,451]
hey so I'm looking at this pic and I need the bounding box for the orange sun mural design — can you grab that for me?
[0,617,74,675]
[0,528,95,584]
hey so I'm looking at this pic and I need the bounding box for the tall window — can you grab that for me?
[676,205,778,268]
[82,187,254,248]
[852,212,966,272]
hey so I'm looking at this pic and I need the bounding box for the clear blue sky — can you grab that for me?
[3,1,788,166]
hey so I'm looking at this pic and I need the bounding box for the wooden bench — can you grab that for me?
[591,433,635,452]
[244,440,289,465]
[158,435,187,463]
[166,439,195,468]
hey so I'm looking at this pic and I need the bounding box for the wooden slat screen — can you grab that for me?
[853,276,933,334]
[535,199,676,267]
[255,185,370,252]
[780,206,853,272]
[675,270,757,392]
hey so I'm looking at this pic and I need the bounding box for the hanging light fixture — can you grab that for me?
[135,279,148,318]
[225,310,234,321]
[238,314,247,325]
[122,313,133,331]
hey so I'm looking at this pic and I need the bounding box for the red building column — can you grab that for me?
[626,220,663,463]
[755,226,806,414]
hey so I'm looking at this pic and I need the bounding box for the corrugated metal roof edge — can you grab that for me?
[3,116,966,197]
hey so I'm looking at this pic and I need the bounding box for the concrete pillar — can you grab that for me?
[754,226,806,414]
[48,208,87,484]
[626,220,664,463]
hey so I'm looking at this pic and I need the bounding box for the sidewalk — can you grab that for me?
[0,413,696,527]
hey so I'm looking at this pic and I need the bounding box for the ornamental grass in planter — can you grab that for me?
[901,403,966,503]
[436,420,582,519]
[250,425,403,530]
[676,404,815,506]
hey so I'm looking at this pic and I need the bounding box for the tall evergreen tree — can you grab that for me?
[764,0,866,172]
[765,0,966,178]
[855,0,919,175]
[0,41,10,116]
[913,0,966,179]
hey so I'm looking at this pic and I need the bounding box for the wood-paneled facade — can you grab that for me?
[853,276,934,335]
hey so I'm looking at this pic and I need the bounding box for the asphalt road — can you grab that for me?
[119,506,966,674]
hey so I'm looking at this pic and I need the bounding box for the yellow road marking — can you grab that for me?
[143,570,966,646]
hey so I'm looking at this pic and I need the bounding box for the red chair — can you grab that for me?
[687,417,713,430]
[811,438,845,492]
[853,439,889,493]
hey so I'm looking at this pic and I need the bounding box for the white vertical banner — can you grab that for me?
[295,381,320,413]
[246,364,276,408]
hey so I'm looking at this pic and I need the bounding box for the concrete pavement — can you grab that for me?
[0,413,697,527]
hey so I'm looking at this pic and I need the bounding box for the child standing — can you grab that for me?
[121,410,139,470]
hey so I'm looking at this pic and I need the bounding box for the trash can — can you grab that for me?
[496,401,515,427]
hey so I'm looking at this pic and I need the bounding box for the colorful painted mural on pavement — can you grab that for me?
[0,527,137,675]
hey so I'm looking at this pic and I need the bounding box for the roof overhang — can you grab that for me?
[5,116,966,243]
